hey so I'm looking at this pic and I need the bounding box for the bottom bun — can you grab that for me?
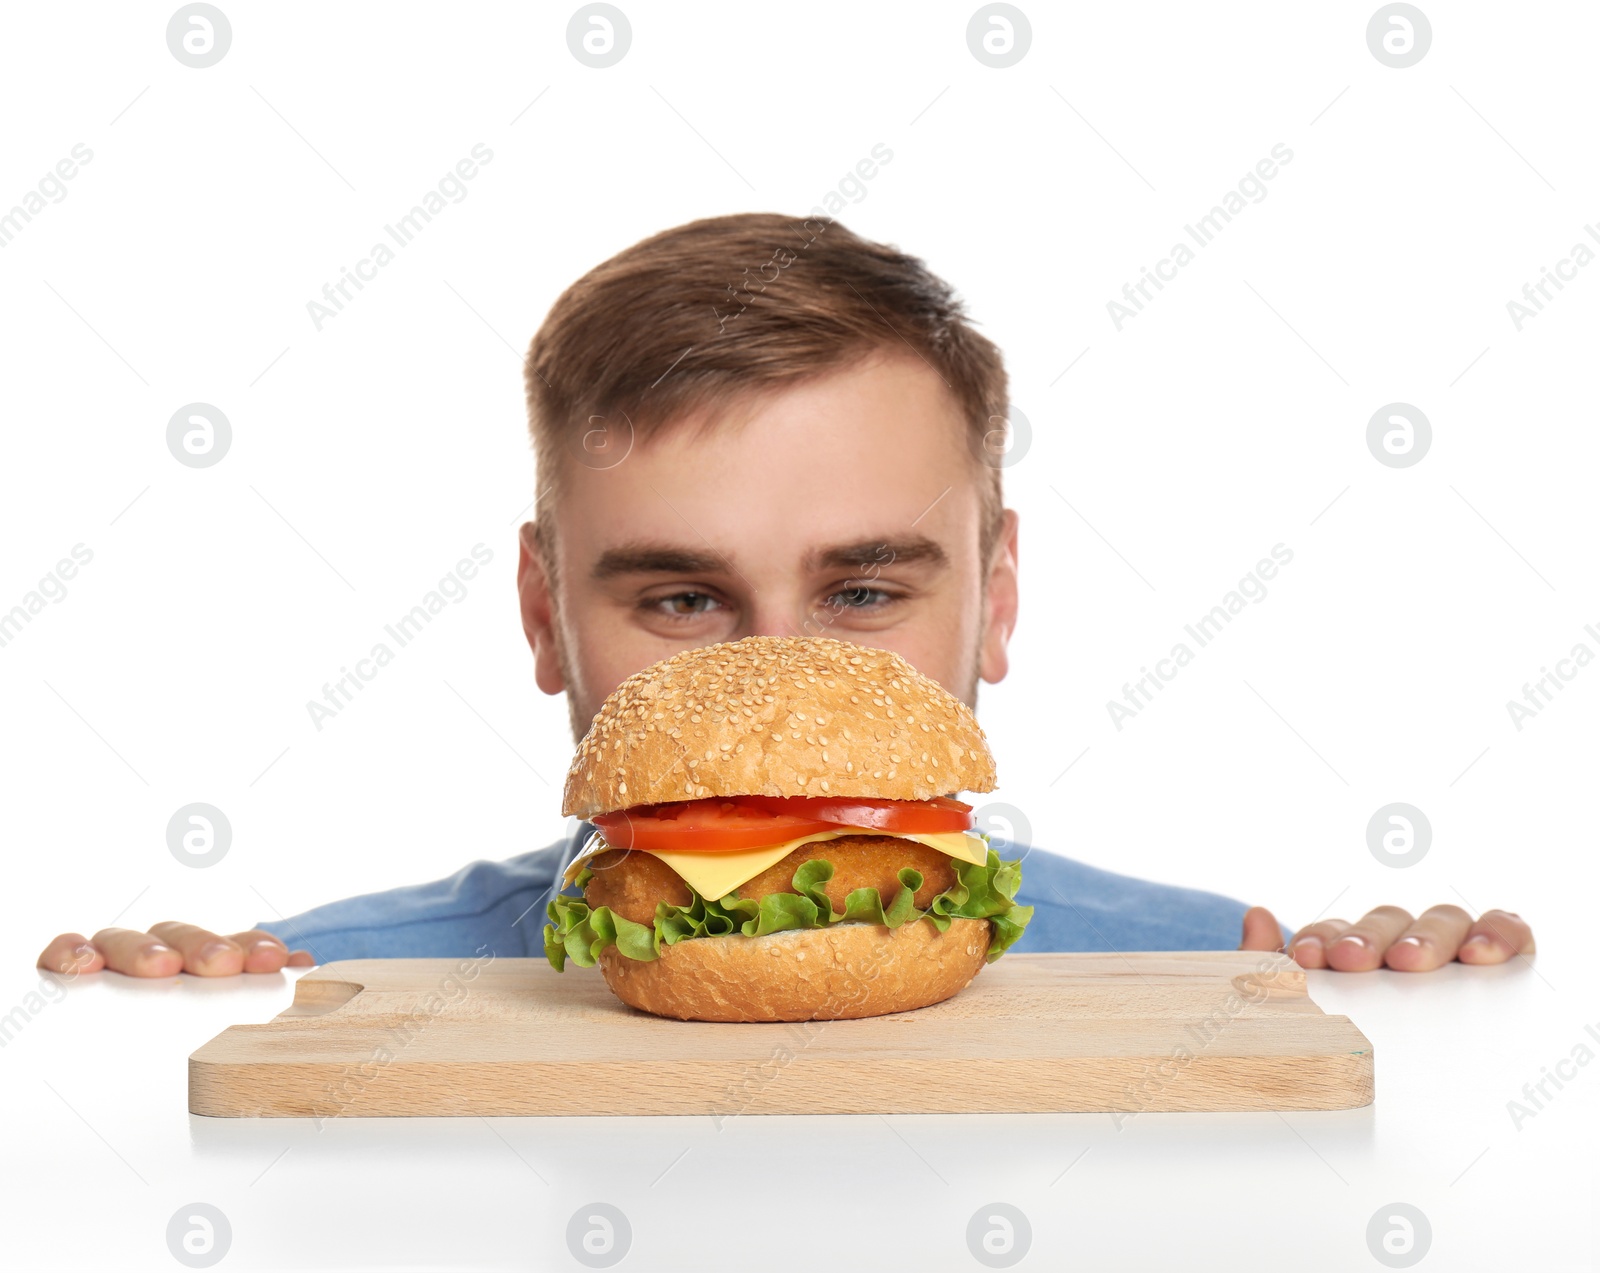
[597,917,991,1022]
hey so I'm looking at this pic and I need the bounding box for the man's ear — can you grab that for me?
[517,522,567,696]
[978,508,1020,685]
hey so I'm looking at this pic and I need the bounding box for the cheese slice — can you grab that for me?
[563,826,989,901]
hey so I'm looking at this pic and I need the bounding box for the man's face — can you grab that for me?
[517,352,1019,741]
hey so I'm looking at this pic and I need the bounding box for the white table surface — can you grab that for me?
[2,952,1594,1272]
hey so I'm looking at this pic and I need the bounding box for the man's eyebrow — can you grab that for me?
[591,543,731,581]
[807,535,949,573]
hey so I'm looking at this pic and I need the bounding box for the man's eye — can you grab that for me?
[653,591,721,617]
[827,586,893,610]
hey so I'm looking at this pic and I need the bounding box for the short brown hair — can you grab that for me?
[524,213,1008,572]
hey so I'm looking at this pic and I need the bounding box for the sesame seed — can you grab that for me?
[560,635,993,818]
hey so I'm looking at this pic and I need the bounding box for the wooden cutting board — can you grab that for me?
[188,952,1373,1117]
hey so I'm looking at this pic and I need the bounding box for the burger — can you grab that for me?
[543,635,1032,1021]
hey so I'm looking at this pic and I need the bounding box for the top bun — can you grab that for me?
[562,636,996,819]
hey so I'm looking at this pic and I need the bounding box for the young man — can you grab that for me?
[38,214,1532,979]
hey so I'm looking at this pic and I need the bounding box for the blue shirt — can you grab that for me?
[256,827,1293,962]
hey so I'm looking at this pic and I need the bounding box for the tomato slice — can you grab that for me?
[592,798,836,852]
[739,794,973,835]
[593,794,976,851]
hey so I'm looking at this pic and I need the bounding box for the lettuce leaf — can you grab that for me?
[543,844,1033,970]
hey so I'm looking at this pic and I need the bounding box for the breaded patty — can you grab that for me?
[583,834,960,926]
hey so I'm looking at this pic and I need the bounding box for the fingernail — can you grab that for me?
[147,942,174,955]
[1462,934,1491,950]
[1290,938,1322,966]
[1335,934,1368,949]
[199,941,233,961]
[1393,936,1423,948]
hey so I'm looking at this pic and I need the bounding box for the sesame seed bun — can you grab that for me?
[598,916,992,1022]
[561,636,997,819]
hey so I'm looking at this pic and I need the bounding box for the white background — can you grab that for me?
[1,1,1595,1269]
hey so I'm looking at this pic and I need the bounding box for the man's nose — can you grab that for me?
[743,599,817,641]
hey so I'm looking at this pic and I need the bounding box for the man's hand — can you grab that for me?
[37,924,315,977]
[1238,904,1534,971]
